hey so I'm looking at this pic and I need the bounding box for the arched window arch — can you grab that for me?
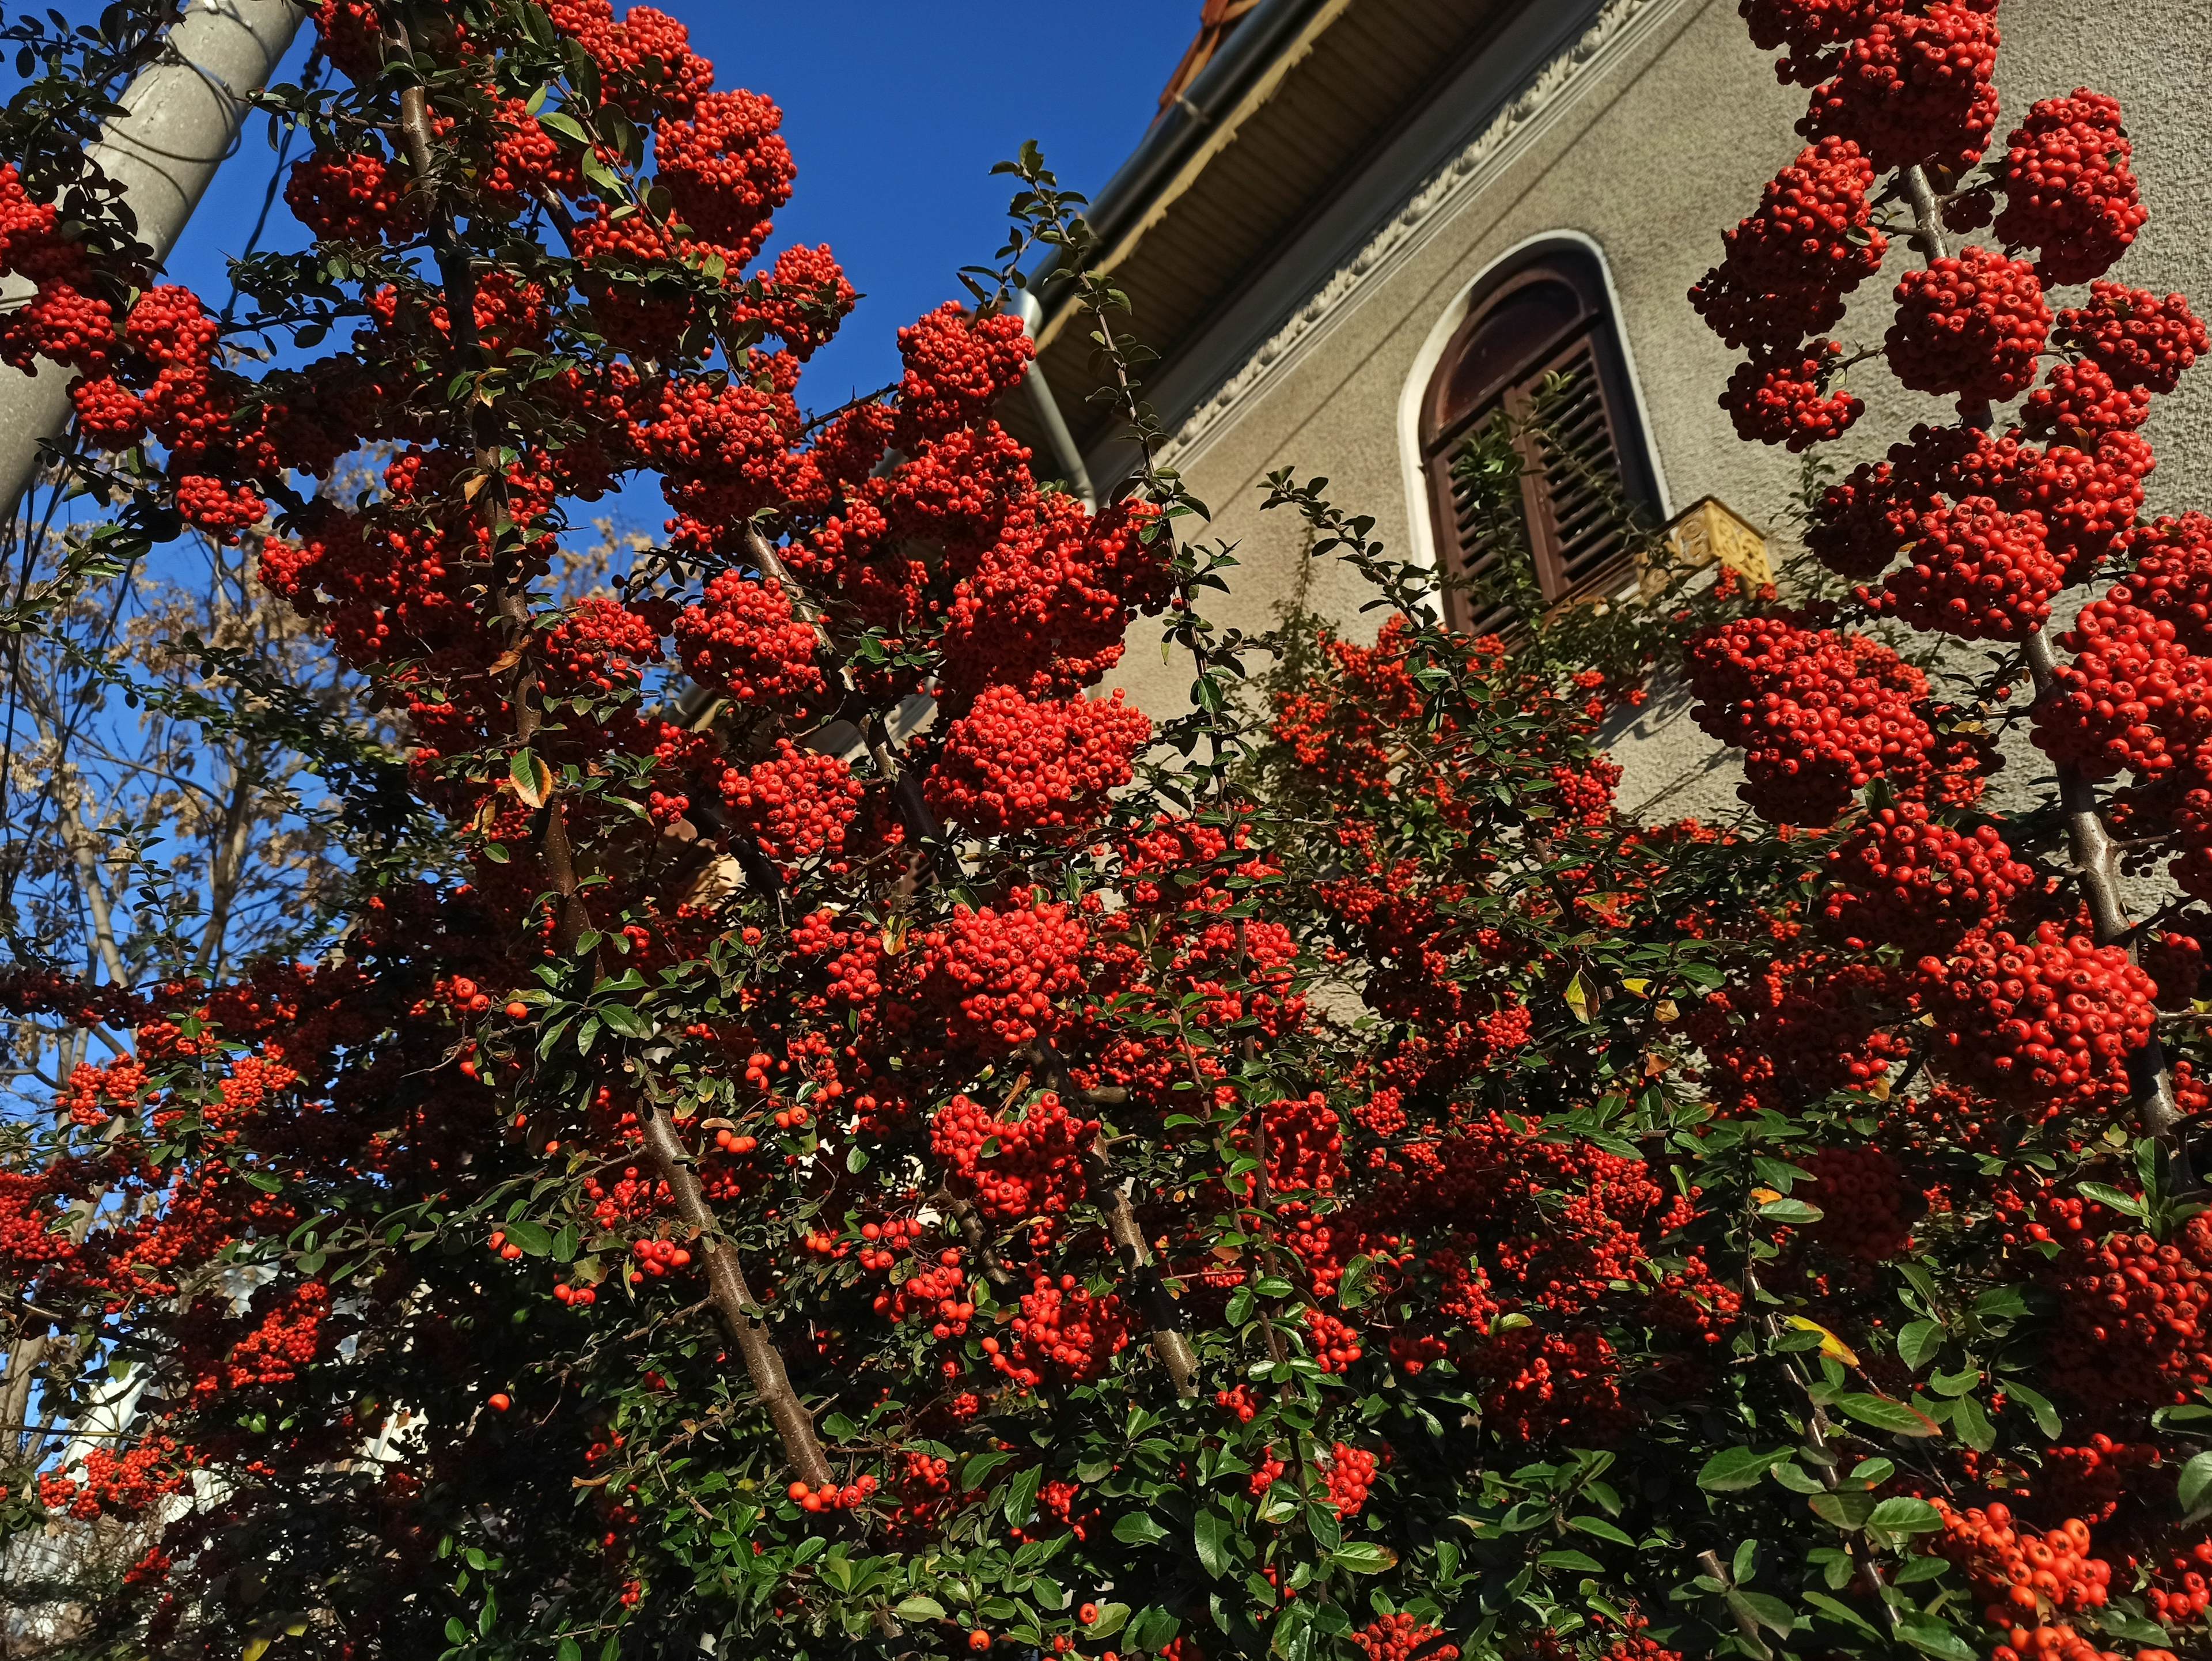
[1416,240,1661,631]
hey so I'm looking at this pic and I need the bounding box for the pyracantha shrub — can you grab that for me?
[9,5,2212,1661]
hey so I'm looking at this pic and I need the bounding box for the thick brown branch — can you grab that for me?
[639,1108,834,1488]
[1081,1146,1198,1395]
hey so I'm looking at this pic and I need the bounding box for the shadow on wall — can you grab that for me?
[1600,667,1746,826]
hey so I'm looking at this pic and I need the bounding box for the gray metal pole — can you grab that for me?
[0,0,306,520]
[1005,286,1098,511]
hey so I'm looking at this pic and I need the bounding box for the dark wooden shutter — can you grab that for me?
[1524,331,1635,596]
[1418,244,1658,634]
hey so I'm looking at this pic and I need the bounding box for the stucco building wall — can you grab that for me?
[1089,0,2212,823]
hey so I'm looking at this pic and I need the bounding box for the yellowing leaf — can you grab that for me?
[1750,1187,1782,1205]
[1786,1314,1860,1366]
[510,748,552,809]
[1563,972,1593,1022]
[244,1641,272,1661]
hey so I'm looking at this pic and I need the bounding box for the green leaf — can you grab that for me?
[2003,1379,2062,1439]
[1194,1508,1234,1579]
[1734,1591,1797,1635]
[1330,1541,1396,1575]
[1836,1393,1939,1437]
[502,1220,551,1257]
[1809,1489,1876,1530]
[1087,1603,1129,1639]
[1566,1514,1636,1547]
[1563,971,1593,1023]
[1759,1197,1824,1224]
[1539,1549,1604,1572]
[1113,1513,1168,1546]
[1897,1614,1980,1661]
[1696,1446,1782,1492]
[1896,1319,1946,1371]
[1950,1393,1997,1451]
[2179,1450,2212,1518]
[1801,1589,1883,1639]
[558,1641,583,1661]
[1126,1606,1180,1652]
[1867,1497,1944,1533]
[895,1596,946,1622]
[2077,1182,2147,1218]
[537,109,590,145]
[1003,1464,1043,1529]
[1336,1253,1376,1310]
[2097,1609,2173,1645]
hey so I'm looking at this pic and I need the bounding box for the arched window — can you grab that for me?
[1418,241,1661,631]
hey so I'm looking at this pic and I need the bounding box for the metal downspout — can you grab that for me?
[1005,285,1097,510]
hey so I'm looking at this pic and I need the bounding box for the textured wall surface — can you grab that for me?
[1095,0,2212,824]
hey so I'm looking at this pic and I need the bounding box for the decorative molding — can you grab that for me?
[1160,0,1687,467]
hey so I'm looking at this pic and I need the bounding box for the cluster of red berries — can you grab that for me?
[1242,1092,1346,1198]
[1871,497,2061,640]
[2037,1433,2161,1525]
[628,1237,694,1284]
[2059,284,2210,395]
[1305,1306,1366,1374]
[550,1,714,120]
[733,243,857,361]
[39,1435,192,1522]
[1885,248,2051,405]
[929,1091,1096,1223]
[2030,593,2212,782]
[1315,1442,1378,1518]
[1820,803,2033,954]
[1684,613,1934,825]
[2121,514,2212,649]
[1997,90,2148,286]
[984,1276,1131,1386]
[2022,361,2152,447]
[1719,340,1864,450]
[941,495,1173,698]
[719,741,863,862]
[195,1281,331,1402]
[1928,1501,2142,1661]
[1351,1613,1459,1661]
[871,1247,975,1342]
[672,574,824,709]
[639,370,805,524]
[893,302,1035,446]
[1690,137,1886,350]
[1915,924,2157,1113]
[786,1474,876,1514]
[543,596,663,694]
[1798,2,2000,173]
[789,910,888,1012]
[284,147,418,244]
[917,895,1088,1051]
[2018,430,2156,578]
[2049,1216,2212,1411]
[652,90,796,267]
[923,686,1151,837]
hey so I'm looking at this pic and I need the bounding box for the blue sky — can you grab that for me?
[158,3,1198,416]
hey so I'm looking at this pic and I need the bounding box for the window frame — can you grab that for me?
[1415,242,1661,633]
